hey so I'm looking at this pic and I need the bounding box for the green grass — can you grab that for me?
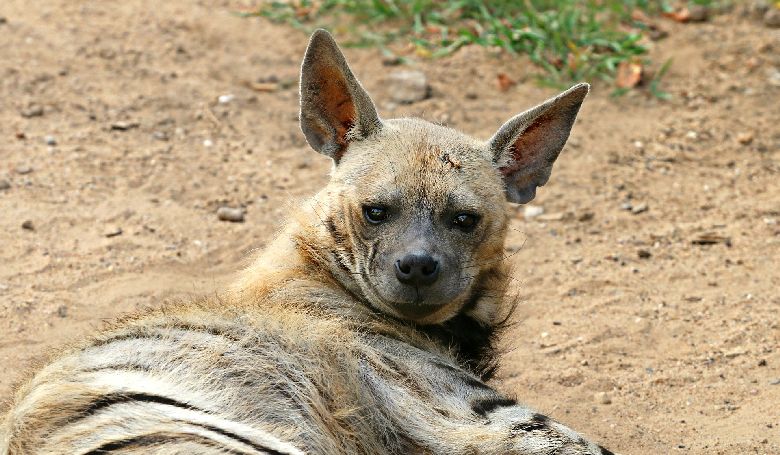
[248,0,719,94]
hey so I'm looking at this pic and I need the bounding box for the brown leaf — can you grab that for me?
[631,9,652,24]
[496,73,516,92]
[663,8,691,23]
[616,61,643,89]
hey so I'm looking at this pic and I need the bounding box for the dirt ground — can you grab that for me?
[1,1,778,453]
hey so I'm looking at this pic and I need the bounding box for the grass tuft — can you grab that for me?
[248,0,721,95]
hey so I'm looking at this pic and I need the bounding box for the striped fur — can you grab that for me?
[1,30,613,454]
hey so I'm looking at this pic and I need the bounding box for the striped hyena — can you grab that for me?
[1,30,614,454]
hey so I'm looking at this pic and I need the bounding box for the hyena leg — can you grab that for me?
[361,344,614,455]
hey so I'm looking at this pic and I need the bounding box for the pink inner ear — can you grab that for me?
[314,64,356,161]
[499,116,549,176]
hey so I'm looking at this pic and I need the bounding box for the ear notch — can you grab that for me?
[300,29,382,163]
[489,83,589,204]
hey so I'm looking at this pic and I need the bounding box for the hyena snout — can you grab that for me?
[395,252,440,287]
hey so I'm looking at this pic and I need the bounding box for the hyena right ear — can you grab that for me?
[489,83,589,204]
[300,29,382,163]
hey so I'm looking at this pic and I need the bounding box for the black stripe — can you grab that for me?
[512,413,550,432]
[471,396,517,416]
[74,392,203,420]
[81,432,247,454]
[91,323,242,349]
[76,398,295,455]
[598,445,616,455]
[194,422,291,455]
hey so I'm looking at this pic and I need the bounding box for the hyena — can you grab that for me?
[1,30,614,455]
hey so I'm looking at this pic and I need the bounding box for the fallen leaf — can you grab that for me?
[616,61,643,89]
[496,73,516,91]
[246,82,278,92]
[663,8,691,23]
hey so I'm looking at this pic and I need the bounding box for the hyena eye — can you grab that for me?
[451,213,479,232]
[363,206,389,224]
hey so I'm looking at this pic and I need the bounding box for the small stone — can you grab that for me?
[20,104,44,118]
[758,359,767,367]
[688,4,709,22]
[580,360,589,366]
[523,205,544,219]
[15,165,33,175]
[56,305,68,318]
[44,135,57,146]
[620,202,633,211]
[0,179,11,191]
[217,206,245,223]
[203,139,214,147]
[594,392,612,405]
[111,121,140,131]
[104,226,123,238]
[764,9,780,28]
[770,378,780,385]
[21,220,35,231]
[385,71,431,104]
[218,94,235,104]
[737,132,754,145]
[631,203,648,215]
[152,131,169,141]
[637,249,652,259]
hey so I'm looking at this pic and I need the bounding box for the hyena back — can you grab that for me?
[1,30,614,455]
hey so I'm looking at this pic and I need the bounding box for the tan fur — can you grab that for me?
[1,30,612,455]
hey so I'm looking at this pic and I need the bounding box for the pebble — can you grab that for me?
[385,70,431,104]
[21,220,35,231]
[595,392,612,405]
[111,121,140,131]
[523,205,545,219]
[104,226,123,238]
[217,206,245,223]
[737,132,754,145]
[203,139,214,147]
[15,165,33,175]
[765,9,780,28]
[56,305,68,318]
[637,249,652,259]
[0,179,11,191]
[152,131,169,141]
[631,203,648,215]
[20,104,44,118]
[620,202,633,211]
[688,4,709,22]
[218,94,235,104]
[44,135,57,146]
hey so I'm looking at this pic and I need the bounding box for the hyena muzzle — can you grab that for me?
[1,30,615,455]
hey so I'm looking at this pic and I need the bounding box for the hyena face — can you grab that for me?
[300,30,587,324]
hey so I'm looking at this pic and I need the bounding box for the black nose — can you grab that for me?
[395,253,440,286]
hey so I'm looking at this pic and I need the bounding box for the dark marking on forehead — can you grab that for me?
[439,152,462,170]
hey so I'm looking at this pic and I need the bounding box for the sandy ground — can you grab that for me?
[1,1,778,453]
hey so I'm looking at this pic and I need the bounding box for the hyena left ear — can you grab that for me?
[488,83,589,204]
[300,29,382,163]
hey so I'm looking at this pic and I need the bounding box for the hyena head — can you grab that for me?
[299,30,587,325]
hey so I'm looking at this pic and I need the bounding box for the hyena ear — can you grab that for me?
[300,29,382,163]
[488,83,589,204]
